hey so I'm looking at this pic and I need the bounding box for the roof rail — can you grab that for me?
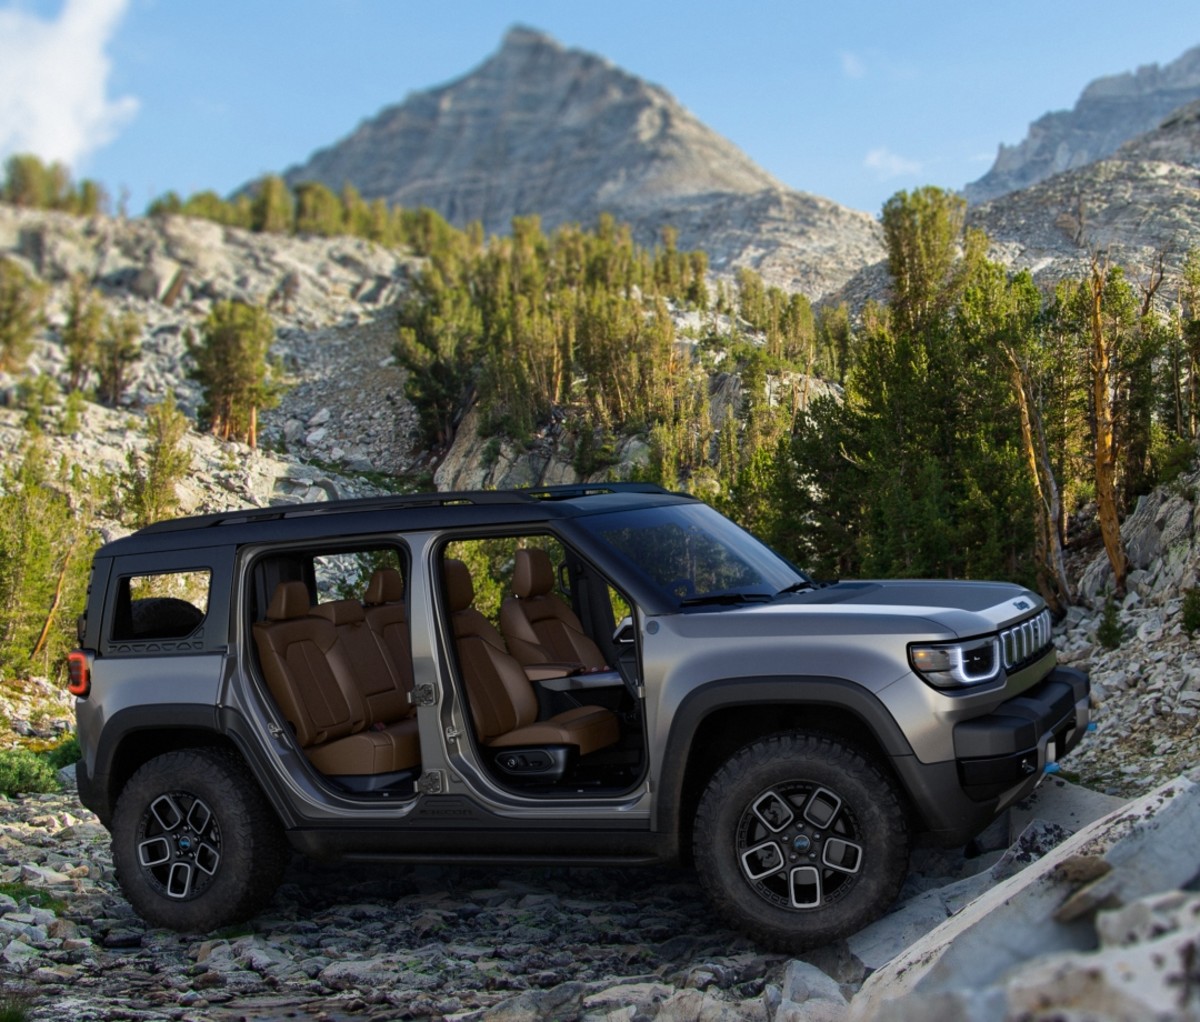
[132,490,541,536]
[522,482,671,501]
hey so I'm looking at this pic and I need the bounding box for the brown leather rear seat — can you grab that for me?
[252,581,419,776]
[362,568,413,704]
[444,559,619,757]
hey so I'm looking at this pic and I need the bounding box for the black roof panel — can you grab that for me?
[96,484,692,558]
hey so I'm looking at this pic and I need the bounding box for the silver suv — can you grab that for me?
[68,484,1089,949]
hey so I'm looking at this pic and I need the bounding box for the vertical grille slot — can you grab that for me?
[1000,609,1052,671]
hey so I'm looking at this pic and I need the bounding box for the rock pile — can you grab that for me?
[3,767,1198,1021]
[1055,467,1200,798]
[851,772,1200,1021]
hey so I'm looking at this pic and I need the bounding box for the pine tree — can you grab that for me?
[62,274,106,392]
[0,257,46,372]
[123,391,193,528]
[0,435,102,677]
[294,181,344,237]
[96,309,142,406]
[881,186,971,337]
[250,175,294,234]
[3,154,51,207]
[188,300,279,447]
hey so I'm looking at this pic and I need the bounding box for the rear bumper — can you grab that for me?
[893,665,1090,845]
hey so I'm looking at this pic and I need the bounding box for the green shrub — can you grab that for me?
[0,882,65,914]
[1152,437,1196,489]
[42,734,80,771]
[1183,588,1200,637]
[0,748,58,795]
[1096,597,1126,650]
[0,992,32,1022]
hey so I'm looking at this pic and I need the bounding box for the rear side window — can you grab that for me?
[112,569,211,641]
[312,548,405,603]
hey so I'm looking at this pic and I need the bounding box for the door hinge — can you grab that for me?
[416,770,446,795]
[411,683,438,707]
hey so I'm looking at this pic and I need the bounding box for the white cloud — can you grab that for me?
[840,51,866,79]
[0,0,138,170]
[864,147,922,180]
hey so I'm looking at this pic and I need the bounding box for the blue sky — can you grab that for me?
[2,0,1197,217]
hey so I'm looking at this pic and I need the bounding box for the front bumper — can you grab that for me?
[953,664,1089,801]
[892,665,1090,845]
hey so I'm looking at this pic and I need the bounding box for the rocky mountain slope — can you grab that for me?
[3,199,1200,1019]
[832,96,1200,311]
[276,27,883,300]
[1,203,844,500]
[966,42,1200,203]
[0,203,432,531]
[969,96,1200,292]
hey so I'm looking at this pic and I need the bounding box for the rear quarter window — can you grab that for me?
[111,569,211,642]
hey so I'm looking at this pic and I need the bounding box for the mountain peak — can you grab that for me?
[275,28,881,298]
[499,24,565,53]
[966,42,1200,203]
[280,26,785,229]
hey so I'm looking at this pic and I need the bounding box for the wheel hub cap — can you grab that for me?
[136,792,222,900]
[735,781,863,911]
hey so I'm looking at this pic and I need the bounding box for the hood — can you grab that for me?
[670,578,1044,642]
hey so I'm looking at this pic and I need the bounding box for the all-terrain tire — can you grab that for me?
[693,731,909,951]
[111,747,288,932]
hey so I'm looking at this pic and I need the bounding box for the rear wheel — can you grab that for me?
[111,747,287,932]
[693,731,909,950]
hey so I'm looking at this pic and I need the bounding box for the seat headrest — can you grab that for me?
[309,599,366,627]
[513,548,554,599]
[443,558,475,612]
[364,567,404,606]
[266,581,312,621]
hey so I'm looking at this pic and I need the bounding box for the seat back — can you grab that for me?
[362,568,415,712]
[500,548,606,668]
[310,598,410,726]
[252,581,364,749]
[444,558,539,743]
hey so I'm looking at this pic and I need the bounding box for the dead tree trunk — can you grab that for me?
[1004,346,1072,612]
[1089,257,1128,596]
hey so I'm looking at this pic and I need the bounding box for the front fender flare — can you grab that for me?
[655,675,915,849]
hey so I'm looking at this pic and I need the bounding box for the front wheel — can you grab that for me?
[111,747,287,932]
[693,732,910,950]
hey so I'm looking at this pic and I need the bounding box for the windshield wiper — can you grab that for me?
[776,580,816,596]
[679,591,775,607]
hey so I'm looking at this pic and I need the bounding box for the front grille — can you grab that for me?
[1000,609,1053,671]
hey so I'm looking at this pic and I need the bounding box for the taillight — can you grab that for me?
[67,649,92,698]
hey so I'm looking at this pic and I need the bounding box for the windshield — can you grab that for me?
[578,503,807,607]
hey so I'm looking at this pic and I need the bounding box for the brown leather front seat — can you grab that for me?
[444,558,618,756]
[500,548,607,669]
[252,581,418,776]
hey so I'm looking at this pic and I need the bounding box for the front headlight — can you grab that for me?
[909,636,1002,690]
